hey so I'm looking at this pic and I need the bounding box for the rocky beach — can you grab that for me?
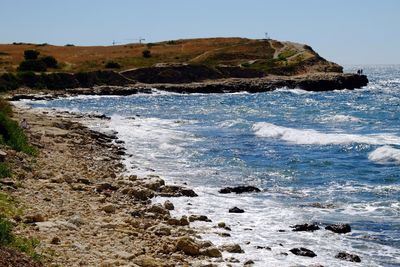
[2,104,235,267]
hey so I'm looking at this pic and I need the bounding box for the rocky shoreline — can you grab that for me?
[6,72,368,102]
[4,105,235,267]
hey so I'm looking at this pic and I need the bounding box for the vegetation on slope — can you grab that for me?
[0,38,342,74]
[0,98,42,264]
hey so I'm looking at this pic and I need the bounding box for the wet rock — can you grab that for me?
[147,204,170,216]
[220,244,244,253]
[189,215,212,222]
[123,186,155,201]
[256,246,271,250]
[200,247,222,257]
[141,177,165,191]
[291,223,320,232]
[325,223,351,234]
[289,247,317,257]
[335,252,361,262]
[163,200,174,210]
[229,207,245,213]
[225,257,240,263]
[219,186,261,194]
[158,185,198,197]
[244,260,255,266]
[176,237,201,256]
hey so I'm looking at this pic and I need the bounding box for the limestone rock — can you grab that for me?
[220,244,244,253]
[158,185,198,197]
[189,215,211,222]
[24,213,46,223]
[176,237,201,256]
[163,200,174,210]
[200,247,222,257]
[101,204,116,213]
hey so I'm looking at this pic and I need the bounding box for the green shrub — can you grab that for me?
[0,163,11,179]
[142,50,151,58]
[0,216,14,246]
[0,73,19,92]
[0,111,36,155]
[0,216,41,260]
[0,99,12,117]
[105,61,121,69]
[23,50,40,60]
[41,56,58,68]
[18,60,47,72]
[17,71,42,88]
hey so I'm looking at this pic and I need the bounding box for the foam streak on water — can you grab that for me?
[26,65,400,266]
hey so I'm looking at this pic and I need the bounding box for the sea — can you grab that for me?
[24,65,400,266]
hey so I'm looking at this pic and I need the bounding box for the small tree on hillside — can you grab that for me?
[142,50,151,58]
[24,50,40,60]
[41,56,58,68]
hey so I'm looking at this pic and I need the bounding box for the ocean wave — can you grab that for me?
[253,122,400,145]
[368,146,400,165]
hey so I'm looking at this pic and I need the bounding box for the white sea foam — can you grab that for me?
[368,146,400,165]
[253,122,400,145]
[105,115,200,176]
[275,87,313,95]
[319,114,362,123]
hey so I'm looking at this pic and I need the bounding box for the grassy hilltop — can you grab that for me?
[0,37,342,75]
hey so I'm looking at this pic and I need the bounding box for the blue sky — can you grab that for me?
[1,0,399,64]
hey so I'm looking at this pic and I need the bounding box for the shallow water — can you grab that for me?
[26,65,400,266]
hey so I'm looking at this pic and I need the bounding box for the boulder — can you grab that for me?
[219,186,261,194]
[229,207,245,213]
[141,177,165,191]
[200,247,222,258]
[189,215,212,222]
[163,200,174,210]
[176,237,201,256]
[122,186,155,201]
[325,223,351,234]
[291,223,320,232]
[335,252,361,262]
[220,244,244,253]
[158,185,198,197]
[289,247,317,257]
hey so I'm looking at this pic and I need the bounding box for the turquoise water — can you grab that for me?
[27,65,400,266]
